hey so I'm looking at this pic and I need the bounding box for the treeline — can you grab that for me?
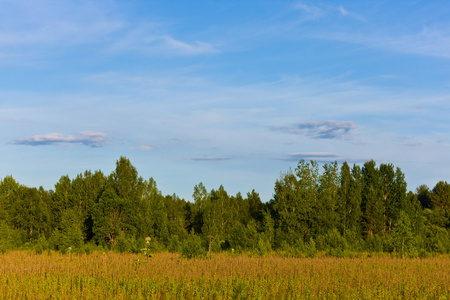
[0,156,449,257]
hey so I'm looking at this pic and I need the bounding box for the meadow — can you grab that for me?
[0,251,448,299]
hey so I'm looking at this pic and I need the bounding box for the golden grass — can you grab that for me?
[0,251,448,299]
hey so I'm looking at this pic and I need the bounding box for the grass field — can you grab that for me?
[0,251,449,299]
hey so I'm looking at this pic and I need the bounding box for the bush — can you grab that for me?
[0,221,20,253]
[324,229,348,251]
[365,234,384,252]
[305,237,318,258]
[254,234,271,256]
[167,235,182,253]
[115,231,132,253]
[51,210,85,254]
[34,236,49,254]
[181,232,205,259]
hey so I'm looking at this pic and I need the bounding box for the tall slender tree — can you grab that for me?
[362,160,385,236]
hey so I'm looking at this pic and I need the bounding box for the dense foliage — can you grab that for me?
[1,157,449,257]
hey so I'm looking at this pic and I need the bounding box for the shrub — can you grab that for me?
[33,236,48,254]
[181,232,205,259]
[167,235,182,253]
[115,231,132,253]
[255,234,271,256]
[0,221,19,253]
[325,229,348,249]
[305,237,318,258]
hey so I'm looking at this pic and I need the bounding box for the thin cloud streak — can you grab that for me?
[273,120,356,140]
[277,152,340,162]
[188,155,238,162]
[130,145,156,151]
[10,131,109,147]
[320,27,450,59]
[0,1,219,61]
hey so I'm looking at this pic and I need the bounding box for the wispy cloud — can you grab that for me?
[0,1,219,61]
[0,1,123,47]
[277,152,340,162]
[9,131,109,147]
[187,155,238,162]
[274,120,356,140]
[327,26,450,59]
[130,145,156,151]
[162,36,219,56]
[338,5,348,16]
[293,3,363,23]
[294,3,324,20]
[108,29,220,56]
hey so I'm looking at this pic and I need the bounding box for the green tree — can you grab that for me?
[71,170,106,241]
[404,192,424,236]
[139,178,169,246]
[190,182,210,234]
[111,156,144,207]
[362,160,385,236]
[337,163,362,244]
[181,231,205,259]
[416,184,432,209]
[247,189,263,224]
[165,194,188,242]
[92,157,145,248]
[92,187,131,248]
[273,172,304,245]
[0,176,19,222]
[51,175,73,228]
[379,163,396,232]
[392,211,415,258]
[199,186,227,243]
[431,181,450,212]
[9,186,51,242]
[0,220,20,252]
[53,209,84,253]
[315,161,339,236]
[273,160,318,245]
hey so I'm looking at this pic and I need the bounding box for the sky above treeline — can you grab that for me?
[1,0,449,202]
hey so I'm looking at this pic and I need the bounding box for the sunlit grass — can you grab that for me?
[0,251,448,299]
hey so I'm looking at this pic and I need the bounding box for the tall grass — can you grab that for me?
[0,251,448,299]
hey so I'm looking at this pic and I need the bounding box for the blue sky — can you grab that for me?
[1,0,450,201]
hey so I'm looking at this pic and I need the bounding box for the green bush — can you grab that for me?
[51,210,85,254]
[255,234,271,256]
[33,236,48,254]
[0,221,19,252]
[167,235,182,253]
[305,237,318,258]
[181,232,205,259]
[115,231,132,253]
[324,229,348,252]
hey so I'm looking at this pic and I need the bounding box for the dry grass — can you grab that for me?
[0,251,448,299]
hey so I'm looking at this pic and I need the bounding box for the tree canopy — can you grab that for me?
[0,156,449,257]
